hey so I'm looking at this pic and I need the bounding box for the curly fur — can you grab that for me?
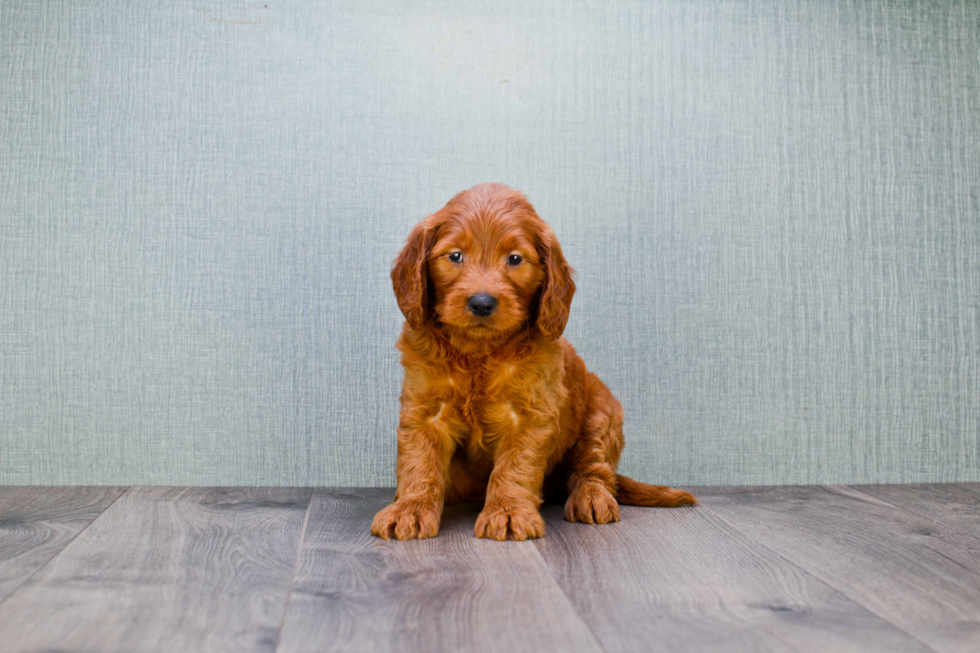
[372,183,696,541]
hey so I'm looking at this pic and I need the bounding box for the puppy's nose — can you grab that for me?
[467,293,498,317]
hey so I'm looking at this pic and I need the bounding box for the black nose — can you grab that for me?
[467,293,498,317]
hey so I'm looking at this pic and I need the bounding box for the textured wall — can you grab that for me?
[2,0,978,486]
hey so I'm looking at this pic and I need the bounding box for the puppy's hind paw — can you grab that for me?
[565,483,620,524]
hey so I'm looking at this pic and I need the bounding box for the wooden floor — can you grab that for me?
[0,485,978,652]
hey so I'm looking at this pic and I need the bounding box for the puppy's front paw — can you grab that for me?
[371,499,441,540]
[565,483,620,524]
[475,502,545,541]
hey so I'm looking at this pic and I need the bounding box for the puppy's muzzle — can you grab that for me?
[467,293,498,317]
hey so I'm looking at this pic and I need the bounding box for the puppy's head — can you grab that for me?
[392,183,575,341]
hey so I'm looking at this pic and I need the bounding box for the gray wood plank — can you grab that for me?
[699,485,980,653]
[0,486,127,603]
[534,502,935,653]
[853,483,980,540]
[0,487,311,653]
[276,489,604,653]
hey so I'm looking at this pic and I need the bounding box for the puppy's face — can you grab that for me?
[428,214,544,339]
[392,184,575,342]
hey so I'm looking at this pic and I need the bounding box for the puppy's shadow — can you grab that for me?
[439,502,484,536]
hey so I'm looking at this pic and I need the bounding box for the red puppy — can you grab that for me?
[372,183,696,541]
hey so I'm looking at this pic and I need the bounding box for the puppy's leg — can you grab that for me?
[474,424,550,541]
[371,405,456,540]
[564,376,624,524]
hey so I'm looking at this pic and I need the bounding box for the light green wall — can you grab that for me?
[1,0,978,486]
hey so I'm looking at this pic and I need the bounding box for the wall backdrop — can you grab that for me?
[2,0,978,486]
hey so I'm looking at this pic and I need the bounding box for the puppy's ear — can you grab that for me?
[536,227,576,339]
[392,219,438,329]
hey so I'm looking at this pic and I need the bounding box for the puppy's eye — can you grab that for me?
[507,254,523,266]
[448,252,463,263]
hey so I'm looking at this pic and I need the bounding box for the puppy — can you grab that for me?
[372,183,696,541]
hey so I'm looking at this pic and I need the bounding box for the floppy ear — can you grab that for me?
[536,228,576,339]
[391,219,438,329]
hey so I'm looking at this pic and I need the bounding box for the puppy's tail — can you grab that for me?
[615,474,698,507]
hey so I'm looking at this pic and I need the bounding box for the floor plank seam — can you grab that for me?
[529,529,612,653]
[844,484,980,545]
[696,499,946,653]
[272,487,314,653]
[0,486,132,611]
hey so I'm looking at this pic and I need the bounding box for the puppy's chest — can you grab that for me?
[441,363,519,428]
